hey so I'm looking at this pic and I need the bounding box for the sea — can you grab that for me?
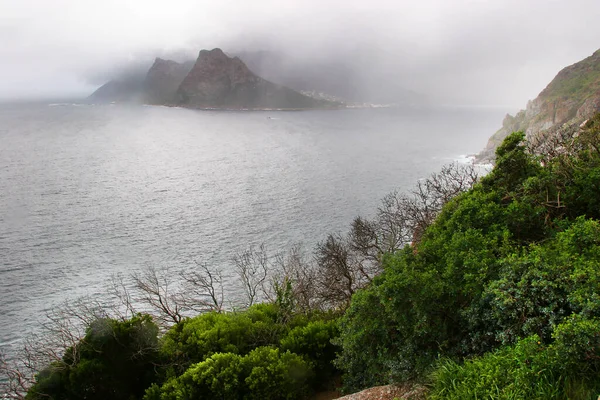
[0,102,508,357]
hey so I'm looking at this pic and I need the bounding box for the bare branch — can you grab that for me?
[233,244,270,307]
[132,266,184,327]
[180,262,225,313]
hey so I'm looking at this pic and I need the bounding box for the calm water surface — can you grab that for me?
[0,103,506,353]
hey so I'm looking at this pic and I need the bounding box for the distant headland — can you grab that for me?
[88,48,341,110]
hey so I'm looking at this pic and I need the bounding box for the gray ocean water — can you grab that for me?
[0,103,507,355]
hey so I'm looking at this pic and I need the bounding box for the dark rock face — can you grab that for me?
[143,58,194,104]
[478,49,600,162]
[176,48,331,109]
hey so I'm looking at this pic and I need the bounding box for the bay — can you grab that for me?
[0,103,506,353]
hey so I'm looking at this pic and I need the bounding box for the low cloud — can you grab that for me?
[1,0,599,104]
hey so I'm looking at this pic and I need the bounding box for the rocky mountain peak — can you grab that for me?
[143,58,194,104]
[176,48,331,109]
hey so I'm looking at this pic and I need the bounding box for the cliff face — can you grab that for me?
[478,49,600,162]
[176,48,333,109]
[143,58,194,104]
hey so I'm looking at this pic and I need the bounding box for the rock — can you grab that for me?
[335,384,427,400]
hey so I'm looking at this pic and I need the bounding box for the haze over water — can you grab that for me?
[0,103,505,354]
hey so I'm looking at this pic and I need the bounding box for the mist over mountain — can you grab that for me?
[235,50,425,105]
[89,48,337,109]
[88,46,426,106]
[3,0,600,105]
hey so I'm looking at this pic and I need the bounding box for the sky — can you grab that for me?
[1,0,600,105]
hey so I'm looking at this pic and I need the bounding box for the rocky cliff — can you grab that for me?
[143,58,194,104]
[478,49,600,162]
[176,48,335,109]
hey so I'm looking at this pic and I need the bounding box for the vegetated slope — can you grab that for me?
[336,114,600,398]
[175,48,338,109]
[478,48,600,162]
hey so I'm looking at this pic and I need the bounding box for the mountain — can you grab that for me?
[176,48,335,109]
[87,77,145,103]
[478,49,600,162]
[143,58,195,104]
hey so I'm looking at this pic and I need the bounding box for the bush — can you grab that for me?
[145,347,312,400]
[334,127,600,392]
[160,303,287,375]
[429,336,560,400]
[27,314,160,400]
[242,347,312,400]
[429,316,600,400]
[280,319,340,386]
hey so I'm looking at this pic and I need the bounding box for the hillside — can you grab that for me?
[477,49,600,162]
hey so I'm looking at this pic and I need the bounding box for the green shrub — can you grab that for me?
[160,303,287,375]
[144,352,245,400]
[27,314,160,400]
[334,127,600,392]
[145,347,312,400]
[429,336,561,400]
[429,316,600,399]
[242,347,312,400]
[280,319,340,386]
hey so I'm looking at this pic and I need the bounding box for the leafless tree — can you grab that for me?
[271,244,320,313]
[315,234,370,309]
[108,274,138,320]
[233,244,270,307]
[179,262,225,313]
[132,266,185,327]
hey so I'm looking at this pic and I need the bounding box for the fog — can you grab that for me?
[2,0,600,105]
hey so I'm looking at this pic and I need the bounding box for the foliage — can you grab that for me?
[159,303,288,375]
[429,316,600,399]
[26,314,160,400]
[335,118,600,392]
[144,347,312,400]
[280,320,340,386]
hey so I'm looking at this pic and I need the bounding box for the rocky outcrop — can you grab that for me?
[175,48,336,109]
[478,49,600,162]
[143,58,194,104]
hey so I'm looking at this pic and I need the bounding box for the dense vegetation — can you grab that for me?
[3,113,600,399]
[336,114,600,397]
